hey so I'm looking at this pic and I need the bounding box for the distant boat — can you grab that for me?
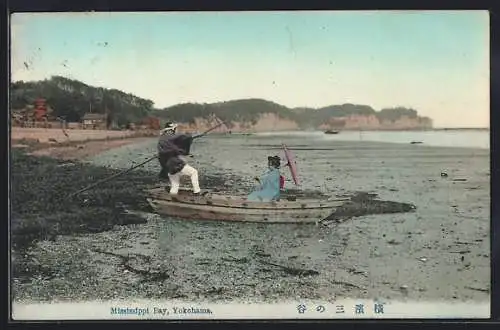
[324,130,339,135]
[410,141,423,144]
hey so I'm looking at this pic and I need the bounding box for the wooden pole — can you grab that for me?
[66,155,158,199]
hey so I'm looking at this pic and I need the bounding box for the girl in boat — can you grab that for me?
[247,155,283,202]
[158,122,202,195]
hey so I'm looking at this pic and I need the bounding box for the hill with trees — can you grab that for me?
[10,77,432,130]
[156,100,432,130]
[10,76,154,127]
[151,99,298,129]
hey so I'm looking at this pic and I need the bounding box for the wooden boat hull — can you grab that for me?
[146,188,348,224]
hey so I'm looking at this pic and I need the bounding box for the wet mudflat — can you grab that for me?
[11,135,490,304]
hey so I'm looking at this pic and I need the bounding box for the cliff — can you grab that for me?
[177,113,299,133]
[157,100,433,132]
[318,114,433,131]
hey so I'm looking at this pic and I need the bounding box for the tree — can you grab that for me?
[10,76,156,124]
[106,111,114,129]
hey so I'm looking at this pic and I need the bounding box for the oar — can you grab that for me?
[192,120,225,139]
[66,155,158,199]
[66,122,225,199]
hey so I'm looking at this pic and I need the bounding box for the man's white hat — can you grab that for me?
[160,122,178,135]
[164,122,178,130]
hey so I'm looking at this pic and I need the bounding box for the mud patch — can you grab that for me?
[92,249,171,282]
[321,192,416,225]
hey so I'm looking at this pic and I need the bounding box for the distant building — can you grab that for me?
[34,98,48,121]
[82,113,108,129]
[11,101,54,128]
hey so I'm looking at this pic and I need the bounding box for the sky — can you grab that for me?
[10,11,489,128]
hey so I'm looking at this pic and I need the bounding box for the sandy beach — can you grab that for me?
[25,138,154,160]
[11,133,490,305]
[11,127,152,143]
[11,127,156,160]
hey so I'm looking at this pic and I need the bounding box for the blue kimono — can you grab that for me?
[247,167,281,202]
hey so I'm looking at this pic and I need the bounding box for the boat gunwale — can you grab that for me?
[146,188,348,211]
[146,198,333,223]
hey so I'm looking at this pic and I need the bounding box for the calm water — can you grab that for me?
[254,130,490,150]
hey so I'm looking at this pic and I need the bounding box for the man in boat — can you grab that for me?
[158,122,202,195]
[247,155,283,202]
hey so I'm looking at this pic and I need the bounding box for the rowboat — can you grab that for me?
[146,188,349,223]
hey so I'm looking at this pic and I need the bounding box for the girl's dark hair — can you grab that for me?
[268,156,280,168]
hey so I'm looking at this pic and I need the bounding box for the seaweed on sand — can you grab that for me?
[10,149,158,278]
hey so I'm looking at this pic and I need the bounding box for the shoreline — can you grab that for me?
[11,127,158,143]
[12,134,156,161]
[26,137,155,161]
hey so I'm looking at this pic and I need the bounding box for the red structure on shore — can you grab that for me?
[34,98,48,121]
